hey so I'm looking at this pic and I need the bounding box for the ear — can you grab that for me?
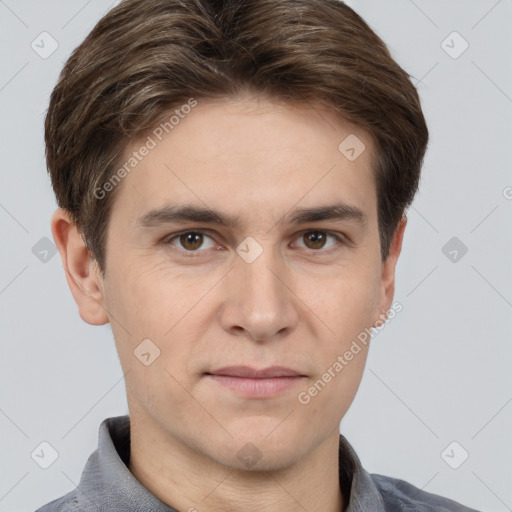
[51,208,109,326]
[373,216,407,325]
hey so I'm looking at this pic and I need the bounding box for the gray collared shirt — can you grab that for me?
[35,415,480,511]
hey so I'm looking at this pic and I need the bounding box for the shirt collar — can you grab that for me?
[76,415,385,511]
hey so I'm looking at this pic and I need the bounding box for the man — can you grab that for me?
[36,0,480,510]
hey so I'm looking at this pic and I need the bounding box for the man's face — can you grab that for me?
[90,95,401,470]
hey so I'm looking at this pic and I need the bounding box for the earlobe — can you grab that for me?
[373,216,407,326]
[51,208,109,326]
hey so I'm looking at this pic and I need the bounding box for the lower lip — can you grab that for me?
[206,375,305,398]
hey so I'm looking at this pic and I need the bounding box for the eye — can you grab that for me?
[163,229,345,256]
[294,230,343,252]
[164,230,217,252]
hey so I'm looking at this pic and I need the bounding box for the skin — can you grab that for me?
[51,94,406,512]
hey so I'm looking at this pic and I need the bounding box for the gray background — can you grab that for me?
[0,0,511,511]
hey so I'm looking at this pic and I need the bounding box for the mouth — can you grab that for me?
[206,365,305,378]
[204,366,307,398]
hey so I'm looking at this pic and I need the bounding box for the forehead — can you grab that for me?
[109,96,377,229]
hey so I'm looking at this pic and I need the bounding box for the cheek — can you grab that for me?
[103,262,207,389]
[298,265,380,344]
[295,336,370,432]
[105,257,187,335]
[101,264,173,380]
[310,269,377,413]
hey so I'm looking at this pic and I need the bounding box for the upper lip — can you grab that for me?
[206,366,305,378]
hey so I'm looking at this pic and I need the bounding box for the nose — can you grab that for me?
[218,242,299,343]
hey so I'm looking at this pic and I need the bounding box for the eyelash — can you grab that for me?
[162,229,347,257]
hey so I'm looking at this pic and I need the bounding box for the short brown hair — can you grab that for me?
[45,0,429,274]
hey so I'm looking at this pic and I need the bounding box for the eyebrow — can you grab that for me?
[136,202,368,230]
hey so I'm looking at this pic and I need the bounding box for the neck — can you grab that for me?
[128,414,345,512]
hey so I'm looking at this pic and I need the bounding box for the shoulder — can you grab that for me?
[34,491,85,512]
[371,473,481,512]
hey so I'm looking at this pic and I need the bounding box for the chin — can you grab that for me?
[224,442,304,473]
[211,420,307,471]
